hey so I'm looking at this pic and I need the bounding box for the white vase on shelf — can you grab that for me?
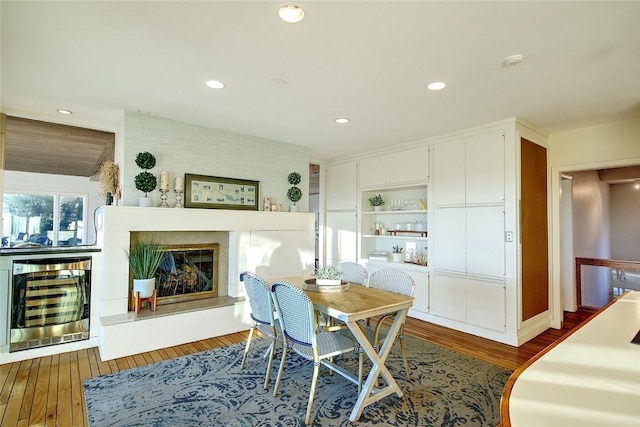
[392,253,404,262]
[138,197,152,207]
[374,206,382,212]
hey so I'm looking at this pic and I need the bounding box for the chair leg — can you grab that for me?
[240,327,255,369]
[305,363,321,425]
[273,345,288,397]
[399,325,411,379]
[263,339,277,390]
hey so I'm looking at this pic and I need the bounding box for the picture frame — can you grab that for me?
[184,174,259,210]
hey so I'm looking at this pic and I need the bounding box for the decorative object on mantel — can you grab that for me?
[125,238,164,313]
[184,174,259,210]
[134,151,157,207]
[98,160,119,206]
[174,176,184,208]
[368,194,385,211]
[158,171,170,208]
[392,245,404,262]
[286,171,302,212]
[263,196,271,211]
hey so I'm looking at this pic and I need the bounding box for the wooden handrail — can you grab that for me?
[575,257,640,308]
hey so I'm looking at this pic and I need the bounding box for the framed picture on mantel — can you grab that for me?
[184,174,259,211]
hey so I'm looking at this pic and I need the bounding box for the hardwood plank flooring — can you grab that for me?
[0,312,591,427]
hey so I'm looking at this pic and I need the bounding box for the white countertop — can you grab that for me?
[508,291,640,426]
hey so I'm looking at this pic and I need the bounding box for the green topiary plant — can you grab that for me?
[135,151,156,170]
[135,172,157,196]
[134,151,157,198]
[287,171,303,210]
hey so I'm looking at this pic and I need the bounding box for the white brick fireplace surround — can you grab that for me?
[96,206,315,360]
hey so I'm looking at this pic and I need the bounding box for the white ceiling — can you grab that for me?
[2,1,639,162]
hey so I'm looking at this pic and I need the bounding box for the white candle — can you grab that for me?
[160,171,169,191]
[175,176,184,191]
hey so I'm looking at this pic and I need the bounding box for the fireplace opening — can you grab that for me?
[129,243,219,310]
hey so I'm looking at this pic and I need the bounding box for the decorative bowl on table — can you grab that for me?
[303,278,350,293]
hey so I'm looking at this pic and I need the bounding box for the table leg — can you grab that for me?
[346,308,408,422]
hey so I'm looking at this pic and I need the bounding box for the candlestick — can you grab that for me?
[174,190,184,208]
[158,189,170,208]
[160,171,169,192]
[175,176,184,192]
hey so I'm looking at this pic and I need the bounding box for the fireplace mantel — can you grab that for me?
[95,206,315,360]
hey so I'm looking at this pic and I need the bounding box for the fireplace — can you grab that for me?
[128,242,220,310]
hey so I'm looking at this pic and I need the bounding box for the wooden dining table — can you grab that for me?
[275,277,414,422]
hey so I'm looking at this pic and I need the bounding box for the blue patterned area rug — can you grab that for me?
[84,334,511,426]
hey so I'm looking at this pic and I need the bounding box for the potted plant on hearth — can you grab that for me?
[125,238,165,299]
[134,151,157,207]
[287,171,303,212]
[368,194,385,211]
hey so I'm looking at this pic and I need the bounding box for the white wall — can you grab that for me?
[570,171,611,307]
[610,183,640,261]
[549,119,640,315]
[2,170,102,245]
[121,112,310,210]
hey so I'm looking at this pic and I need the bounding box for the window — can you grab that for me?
[2,193,85,247]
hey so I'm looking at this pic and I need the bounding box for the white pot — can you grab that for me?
[316,278,341,286]
[138,197,152,207]
[374,206,382,212]
[392,253,404,262]
[289,204,298,212]
[133,278,155,298]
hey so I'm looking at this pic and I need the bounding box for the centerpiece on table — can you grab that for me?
[304,265,349,293]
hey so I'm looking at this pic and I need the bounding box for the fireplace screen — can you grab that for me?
[130,244,219,307]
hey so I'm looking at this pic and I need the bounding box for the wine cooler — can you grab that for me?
[10,257,91,352]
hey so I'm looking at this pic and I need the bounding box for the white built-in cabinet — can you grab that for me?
[431,130,507,333]
[325,120,549,346]
[326,161,357,210]
[359,146,429,188]
[325,211,358,267]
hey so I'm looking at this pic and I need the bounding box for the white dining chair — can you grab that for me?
[240,271,281,390]
[270,280,361,425]
[367,268,415,379]
[339,261,368,286]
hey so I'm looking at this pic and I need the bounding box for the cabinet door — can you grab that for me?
[326,162,357,210]
[466,277,505,332]
[466,206,505,277]
[410,270,429,313]
[388,146,429,184]
[466,131,505,204]
[432,207,465,273]
[326,211,357,266]
[359,155,389,187]
[430,273,466,322]
[433,138,466,206]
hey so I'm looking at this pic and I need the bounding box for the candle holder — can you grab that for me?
[158,189,170,208]
[174,190,184,208]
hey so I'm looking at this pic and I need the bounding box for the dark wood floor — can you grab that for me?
[0,310,592,427]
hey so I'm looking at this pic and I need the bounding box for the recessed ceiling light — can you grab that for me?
[279,4,304,23]
[503,54,524,67]
[335,118,350,124]
[57,109,72,115]
[427,81,446,91]
[205,80,225,89]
